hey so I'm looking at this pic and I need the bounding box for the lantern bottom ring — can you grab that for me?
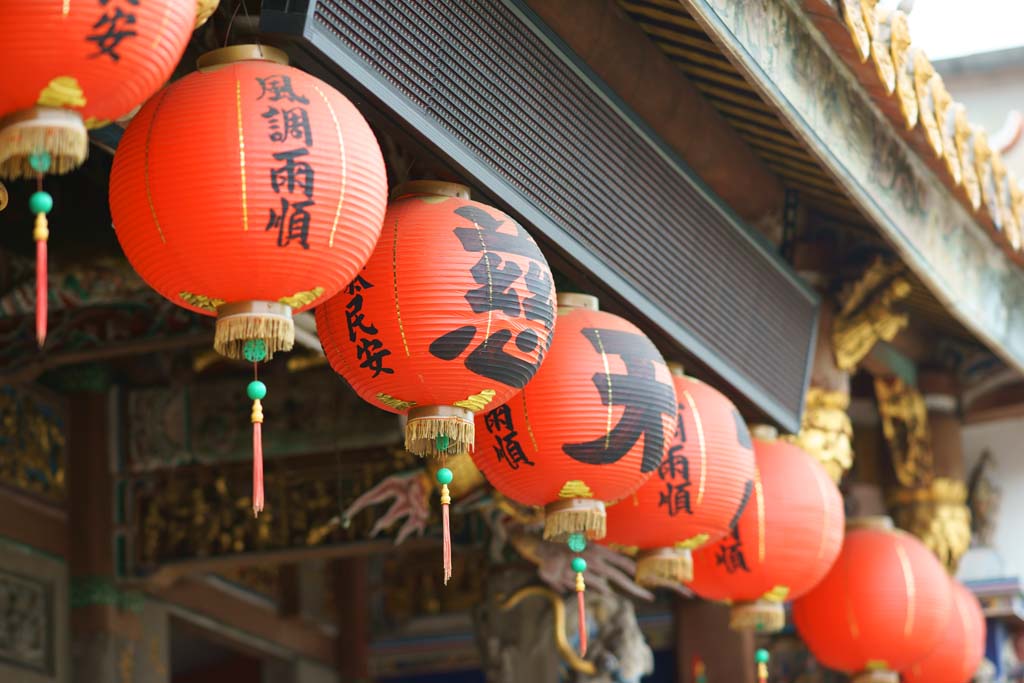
[214,300,294,361]
[851,670,899,683]
[0,107,88,180]
[729,599,785,634]
[544,499,607,542]
[406,405,475,458]
[635,547,693,587]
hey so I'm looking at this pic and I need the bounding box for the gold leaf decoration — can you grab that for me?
[957,107,981,210]
[37,76,87,109]
[376,392,417,411]
[932,76,962,186]
[891,14,918,129]
[453,388,497,412]
[278,286,325,309]
[558,480,594,499]
[840,0,871,62]
[676,533,711,550]
[179,291,224,312]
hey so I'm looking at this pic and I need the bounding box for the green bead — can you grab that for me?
[29,151,51,173]
[567,533,587,553]
[242,339,267,362]
[247,380,267,401]
[571,557,587,574]
[755,649,770,664]
[29,191,53,215]
[435,467,453,485]
[436,434,450,452]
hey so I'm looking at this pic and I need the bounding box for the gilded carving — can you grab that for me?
[786,388,853,483]
[931,77,962,186]
[874,377,932,488]
[0,387,66,503]
[890,14,917,129]
[863,3,896,94]
[914,54,943,157]
[832,258,911,372]
[956,106,981,210]
[839,0,870,62]
[889,477,971,572]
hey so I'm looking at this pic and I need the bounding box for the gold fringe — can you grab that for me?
[636,549,693,587]
[729,600,786,633]
[214,313,294,360]
[543,503,606,542]
[405,414,474,457]
[0,110,88,179]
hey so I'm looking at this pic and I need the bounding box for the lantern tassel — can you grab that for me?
[34,214,48,347]
[251,399,264,517]
[576,572,587,657]
[441,483,452,585]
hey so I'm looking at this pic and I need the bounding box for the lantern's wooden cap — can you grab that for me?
[197,45,289,72]
[846,515,894,531]
[666,361,685,377]
[750,424,778,441]
[392,180,471,201]
[557,293,599,311]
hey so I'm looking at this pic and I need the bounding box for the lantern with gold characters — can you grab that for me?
[317,181,557,583]
[474,292,677,655]
[0,0,196,345]
[603,364,755,588]
[110,45,388,515]
[689,426,844,633]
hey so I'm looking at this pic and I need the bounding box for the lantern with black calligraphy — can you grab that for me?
[0,0,195,345]
[316,181,557,583]
[603,365,756,588]
[473,293,677,655]
[688,426,844,633]
[902,578,985,683]
[110,45,388,516]
[792,518,955,683]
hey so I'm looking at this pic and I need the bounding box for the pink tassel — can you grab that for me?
[248,409,262,516]
[35,222,47,348]
[442,500,452,585]
[577,588,587,657]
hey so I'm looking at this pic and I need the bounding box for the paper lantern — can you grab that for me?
[473,293,677,653]
[603,365,756,587]
[0,0,194,345]
[792,517,954,683]
[111,45,388,514]
[902,579,986,683]
[689,426,844,633]
[316,180,556,581]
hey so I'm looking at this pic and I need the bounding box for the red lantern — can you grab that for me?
[603,365,756,587]
[0,0,194,344]
[689,426,844,633]
[792,518,954,683]
[473,293,677,653]
[902,579,986,683]
[111,45,388,514]
[316,180,556,581]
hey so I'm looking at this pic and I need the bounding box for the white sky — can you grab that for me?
[905,0,1024,60]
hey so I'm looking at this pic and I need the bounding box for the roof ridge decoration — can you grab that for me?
[842,0,1024,265]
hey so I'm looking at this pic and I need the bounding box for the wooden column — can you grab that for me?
[919,370,964,480]
[333,558,371,683]
[676,599,755,683]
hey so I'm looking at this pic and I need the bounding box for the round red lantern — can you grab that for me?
[689,426,844,633]
[603,364,756,587]
[0,0,194,344]
[111,45,388,514]
[316,180,556,582]
[792,517,954,683]
[902,578,985,683]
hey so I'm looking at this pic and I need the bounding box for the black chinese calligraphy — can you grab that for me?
[562,329,676,473]
[727,480,754,531]
[258,75,317,249]
[733,409,752,449]
[715,526,750,573]
[483,404,534,470]
[344,275,393,377]
[428,205,555,387]
[87,0,140,61]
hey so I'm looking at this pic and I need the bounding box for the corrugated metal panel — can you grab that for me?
[261,0,818,430]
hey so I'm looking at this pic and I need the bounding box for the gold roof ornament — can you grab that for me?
[890,13,918,129]
[992,153,1020,250]
[933,77,962,186]
[975,128,1001,224]
[864,2,896,94]
[195,0,219,29]
[840,0,871,62]
[956,107,981,211]
[1011,178,1024,254]
[913,54,944,157]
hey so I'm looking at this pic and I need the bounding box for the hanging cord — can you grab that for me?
[436,435,453,585]
[224,0,264,57]
[29,152,52,348]
[243,339,268,516]
[756,648,770,683]
[567,532,588,657]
